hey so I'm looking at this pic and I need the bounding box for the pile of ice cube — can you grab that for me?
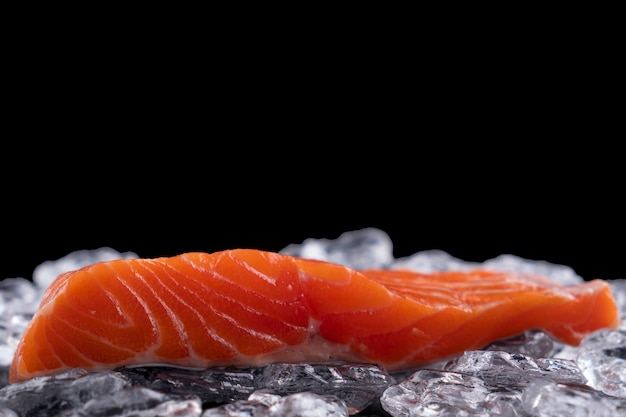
[0,228,624,416]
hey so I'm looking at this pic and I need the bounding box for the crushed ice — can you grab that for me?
[0,228,625,416]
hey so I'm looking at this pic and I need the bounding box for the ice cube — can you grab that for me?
[392,249,479,272]
[120,366,256,404]
[280,227,394,270]
[381,369,522,417]
[522,379,625,417]
[59,386,202,417]
[119,363,391,414]
[0,369,130,416]
[482,254,584,285]
[256,363,392,413]
[444,350,586,386]
[576,329,626,398]
[202,390,350,417]
[485,330,556,358]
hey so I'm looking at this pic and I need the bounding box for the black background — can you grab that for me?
[3,5,623,284]
[3,32,623,284]
[2,141,623,283]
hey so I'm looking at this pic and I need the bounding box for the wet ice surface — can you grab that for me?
[203,390,351,416]
[381,366,625,417]
[0,228,625,416]
[118,362,392,414]
[0,369,202,417]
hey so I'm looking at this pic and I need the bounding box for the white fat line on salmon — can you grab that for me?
[104,263,158,334]
[53,312,137,354]
[142,260,238,359]
[181,252,276,292]
[177,253,214,274]
[179,255,282,296]
[177,265,307,330]
[231,251,279,286]
[302,265,374,290]
[128,261,192,354]
[30,311,99,373]
[157,259,304,333]
[182,256,301,307]
[206,302,287,348]
[210,269,299,306]
[198,287,307,335]
[89,268,130,326]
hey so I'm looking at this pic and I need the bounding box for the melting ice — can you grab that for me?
[1,228,625,416]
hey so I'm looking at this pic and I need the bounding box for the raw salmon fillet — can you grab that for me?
[9,249,620,383]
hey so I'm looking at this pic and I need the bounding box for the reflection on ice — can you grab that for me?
[0,278,39,369]
[576,329,626,398]
[118,362,392,413]
[0,369,130,416]
[484,330,557,359]
[522,379,624,417]
[382,352,625,417]
[0,365,385,416]
[0,367,203,417]
[203,390,350,417]
[0,228,625,416]
[382,369,523,417]
[443,350,586,385]
[280,227,394,270]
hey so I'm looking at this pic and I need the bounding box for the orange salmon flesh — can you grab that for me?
[9,249,620,383]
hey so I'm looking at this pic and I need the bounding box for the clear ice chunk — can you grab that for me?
[262,391,349,417]
[0,369,204,417]
[381,367,626,417]
[59,386,202,417]
[444,350,586,386]
[120,363,392,414]
[521,379,626,417]
[381,369,523,417]
[575,329,626,398]
[279,227,394,270]
[0,278,40,309]
[485,330,557,359]
[0,278,40,366]
[382,350,626,417]
[393,251,585,285]
[255,362,392,412]
[202,390,350,417]
[392,249,480,272]
[481,254,584,285]
[0,369,131,416]
[120,366,257,404]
